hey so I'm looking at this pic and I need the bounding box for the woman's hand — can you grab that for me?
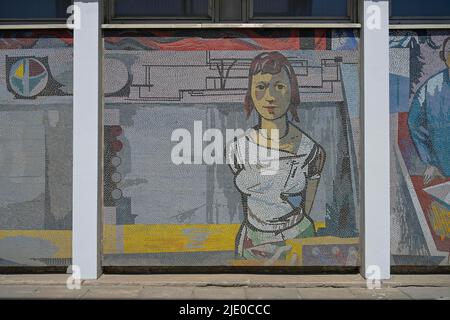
[423,165,445,185]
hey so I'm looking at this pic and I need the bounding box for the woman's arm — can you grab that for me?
[303,145,326,215]
[304,179,320,215]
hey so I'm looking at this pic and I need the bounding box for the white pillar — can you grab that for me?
[360,0,391,279]
[73,0,102,279]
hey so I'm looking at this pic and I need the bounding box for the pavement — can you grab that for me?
[0,274,449,300]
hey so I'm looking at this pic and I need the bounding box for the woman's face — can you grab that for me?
[251,68,292,120]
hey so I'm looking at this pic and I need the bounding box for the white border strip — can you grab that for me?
[73,0,102,280]
[360,0,391,280]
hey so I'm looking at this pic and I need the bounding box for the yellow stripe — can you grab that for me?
[103,225,118,254]
[121,224,240,254]
[0,230,71,258]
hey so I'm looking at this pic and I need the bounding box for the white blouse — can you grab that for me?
[227,127,322,233]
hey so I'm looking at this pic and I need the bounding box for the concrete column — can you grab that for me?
[360,0,391,279]
[73,0,103,279]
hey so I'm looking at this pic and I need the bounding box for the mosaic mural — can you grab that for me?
[103,29,361,267]
[0,31,73,266]
[390,30,450,266]
[1,27,447,269]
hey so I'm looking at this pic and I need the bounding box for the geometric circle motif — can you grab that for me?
[9,58,49,98]
[111,156,121,167]
[111,172,122,183]
[111,188,123,200]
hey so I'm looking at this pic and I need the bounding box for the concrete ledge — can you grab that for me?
[390,24,450,29]
[0,24,69,30]
[0,275,70,286]
[1,274,450,289]
[83,274,367,288]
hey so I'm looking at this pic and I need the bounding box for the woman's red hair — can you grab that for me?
[244,51,300,122]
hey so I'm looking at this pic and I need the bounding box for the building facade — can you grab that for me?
[0,0,448,279]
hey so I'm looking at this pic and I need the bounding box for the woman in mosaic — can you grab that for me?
[227,51,326,263]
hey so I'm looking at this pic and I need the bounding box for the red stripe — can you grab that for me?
[105,30,301,51]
